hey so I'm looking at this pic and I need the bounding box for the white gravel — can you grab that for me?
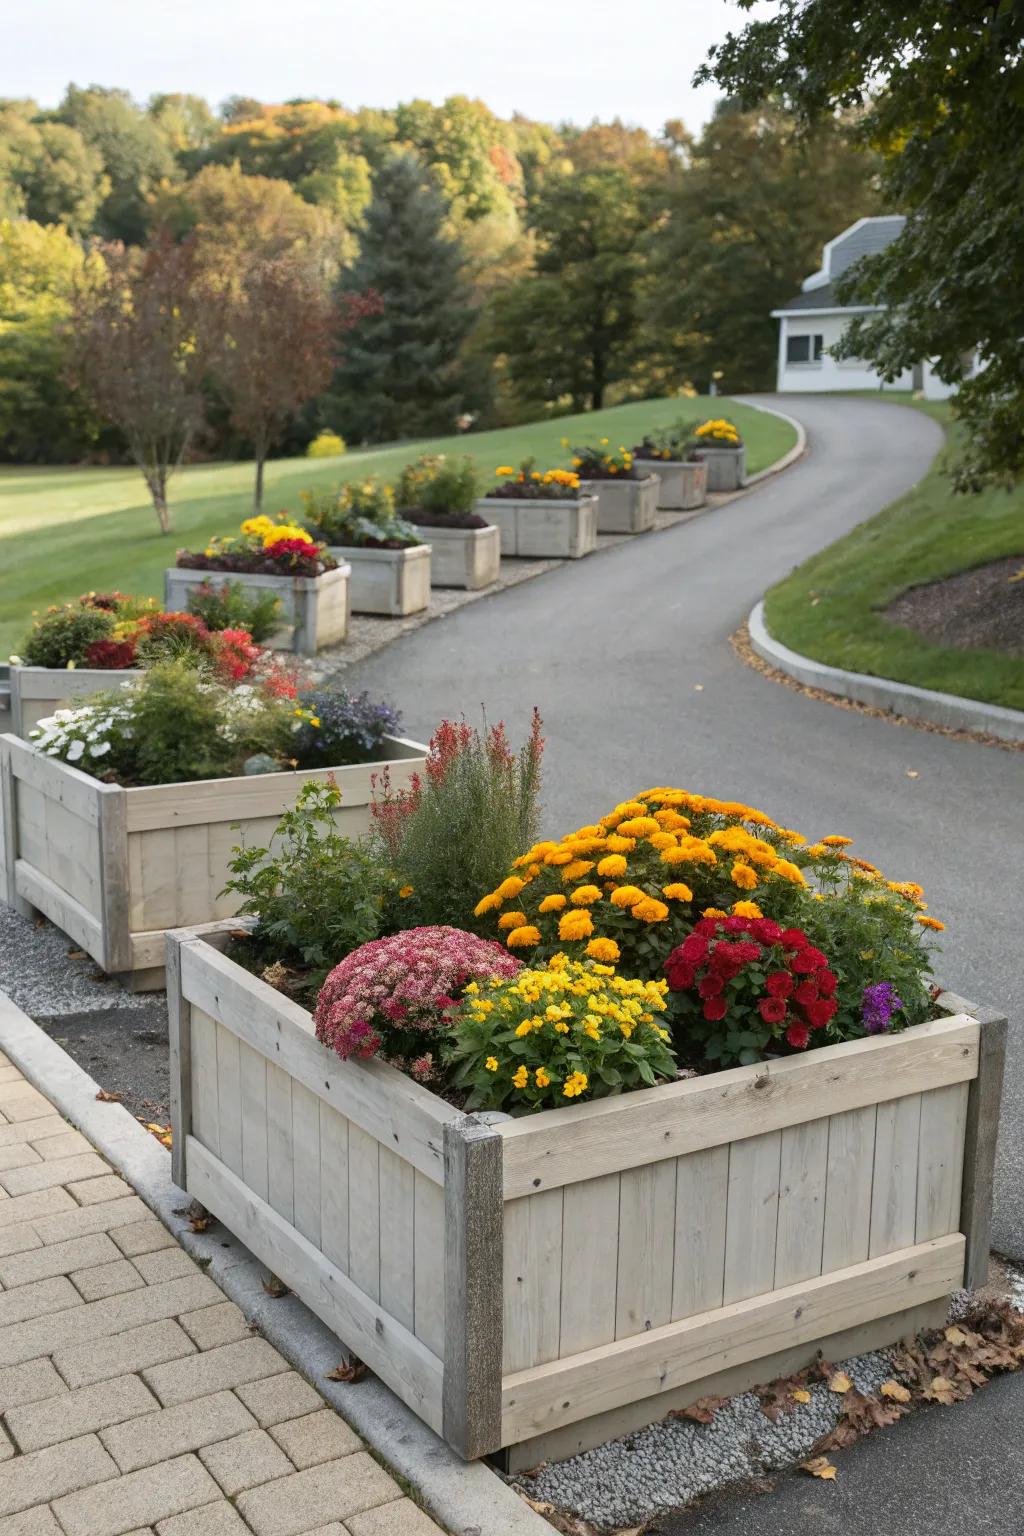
[0,900,156,1018]
[513,1348,897,1531]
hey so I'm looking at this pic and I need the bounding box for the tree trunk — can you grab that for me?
[253,448,266,513]
[148,474,172,534]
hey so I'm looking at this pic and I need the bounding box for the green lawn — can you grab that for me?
[0,397,793,656]
[764,400,1024,712]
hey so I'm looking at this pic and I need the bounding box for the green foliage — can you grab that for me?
[0,105,109,234]
[222,779,391,978]
[393,96,523,225]
[19,601,113,667]
[125,661,292,784]
[184,579,282,643]
[395,454,479,516]
[56,85,178,243]
[700,0,1024,487]
[299,476,420,546]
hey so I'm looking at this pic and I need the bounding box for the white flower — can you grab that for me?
[66,740,85,762]
[91,742,111,758]
[8,654,22,665]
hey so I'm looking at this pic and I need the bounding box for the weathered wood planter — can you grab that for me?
[581,474,659,534]
[408,524,500,591]
[325,545,431,617]
[164,566,351,656]
[7,664,145,739]
[476,496,597,560]
[167,925,1005,1468]
[633,458,707,512]
[0,732,426,989]
[691,444,746,492]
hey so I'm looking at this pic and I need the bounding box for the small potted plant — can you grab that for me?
[299,479,432,617]
[688,417,746,491]
[476,461,598,559]
[395,456,500,591]
[631,425,709,511]
[571,441,660,534]
[168,517,348,655]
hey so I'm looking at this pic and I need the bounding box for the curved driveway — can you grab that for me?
[345,395,1024,1259]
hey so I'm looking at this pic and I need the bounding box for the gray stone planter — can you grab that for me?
[164,566,350,656]
[633,458,707,512]
[409,524,500,591]
[691,444,746,491]
[326,543,431,617]
[476,496,597,559]
[8,664,145,738]
[581,475,659,534]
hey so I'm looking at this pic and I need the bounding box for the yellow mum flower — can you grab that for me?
[484,1057,498,1072]
[474,892,501,916]
[558,909,594,941]
[597,854,628,878]
[570,884,602,906]
[507,925,541,949]
[662,882,694,902]
[586,937,621,964]
[731,900,763,919]
[496,876,526,901]
[563,1071,588,1099]
[730,861,758,891]
[512,1065,529,1089]
[822,835,853,847]
[535,1067,551,1088]
[538,893,567,913]
[633,897,670,923]
[495,465,516,476]
[774,860,808,886]
[497,910,528,931]
[617,816,660,837]
[610,885,645,908]
[398,885,414,898]
[916,915,946,931]
[561,859,595,882]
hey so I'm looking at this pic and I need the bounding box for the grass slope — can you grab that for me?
[764,400,1024,712]
[0,396,793,657]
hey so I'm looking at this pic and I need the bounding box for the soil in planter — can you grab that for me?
[404,508,490,531]
[176,552,337,576]
[885,557,1024,657]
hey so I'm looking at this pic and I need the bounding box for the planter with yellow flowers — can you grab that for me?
[631,427,709,510]
[477,463,597,559]
[168,516,349,655]
[688,418,746,491]
[396,454,501,591]
[573,443,659,533]
[297,479,432,617]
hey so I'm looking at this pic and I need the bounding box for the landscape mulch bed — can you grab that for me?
[885,556,1024,657]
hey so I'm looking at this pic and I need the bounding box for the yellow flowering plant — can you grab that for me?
[177,516,332,576]
[570,443,637,480]
[488,459,582,500]
[690,417,742,447]
[445,954,676,1111]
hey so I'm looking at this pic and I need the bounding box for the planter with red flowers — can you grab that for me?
[163,762,1006,1468]
[167,516,350,655]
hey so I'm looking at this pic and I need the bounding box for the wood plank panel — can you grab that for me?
[500,1235,965,1444]
[14,861,104,964]
[291,1082,322,1248]
[378,1147,416,1333]
[238,1041,269,1203]
[723,1131,781,1304]
[136,828,179,930]
[502,1189,563,1374]
[214,1023,243,1179]
[869,1094,922,1257]
[8,737,104,825]
[615,1162,676,1340]
[774,1119,828,1288]
[319,1105,350,1274]
[821,1105,876,1273]
[498,1016,979,1199]
[265,1062,294,1226]
[413,1171,445,1358]
[916,1082,969,1242]
[348,1127,381,1304]
[189,1006,221,1158]
[672,1145,729,1321]
[558,1173,620,1357]
[173,823,212,926]
[15,782,49,872]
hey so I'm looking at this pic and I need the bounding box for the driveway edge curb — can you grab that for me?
[732,398,808,483]
[748,600,1024,744]
[0,985,549,1536]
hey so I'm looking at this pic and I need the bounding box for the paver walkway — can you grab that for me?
[0,1052,444,1536]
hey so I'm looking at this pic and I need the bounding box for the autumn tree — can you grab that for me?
[57,85,177,242]
[0,104,108,234]
[68,235,211,531]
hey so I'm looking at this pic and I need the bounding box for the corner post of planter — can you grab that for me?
[938,991,1008,1289]
[97,785,131,975]
[166,927,196,1191]
[443,1114,504,1460]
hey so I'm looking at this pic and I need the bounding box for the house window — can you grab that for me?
[786,333,824,364]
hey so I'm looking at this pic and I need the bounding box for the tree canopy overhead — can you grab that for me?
[699,0,1024,488]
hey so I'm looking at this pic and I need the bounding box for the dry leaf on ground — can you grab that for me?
[880,1380,912,1403]
[95,1088,122,1102]
[670,1395,727,1424]
[326,1356,367,1383]
[828,1371,853,1394]
[801,1456,837,1481]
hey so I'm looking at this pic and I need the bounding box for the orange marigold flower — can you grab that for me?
[561,859,595,882]
[558,909,594,941]
[506,926,541,948]
[497,911,528,931]
[538,893,567,913]
[495,876,525,901]
[647,831,677,851]
[473,892,501,916]
[730,861,758,891]
[570,884,602,906]
[604,835,636,853]
[545,848,574,866]
[597,854,628,878]
[609,885,645,908]
[915,915,946,931]
[586,937,621,964]
[617,816,660,837]
[702,906,728,919]
[773,859,807,886]
[633,897,669,923]
[662,882,694,901]
[731,900,763,918]
[822,835,853,848]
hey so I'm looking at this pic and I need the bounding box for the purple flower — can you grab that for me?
[862,981,903,1035]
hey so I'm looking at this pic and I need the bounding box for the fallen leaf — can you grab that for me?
[67,949,86,959]
[95,1088,122,1103]
[945,1325,969,1346]
[828,1371,853,1394]
[262,1273,289,1298]
[326,1356,367,1383]
[186,1200,210,1233]
[926,1375,957,1405]
[880,1380,912,1403]
[670,1394,726,1424]
[792,1389,812,1404]
[801,1456,837,1481]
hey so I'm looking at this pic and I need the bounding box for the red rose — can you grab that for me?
[805,998,838,1029]
[779,927,807,949]
[680,933,709,963]
[698,973,724,997]
[731,941,762,965]
[793,981,819,1006]
[695,917,720,937]
[723,916,748,934]
[786,1021,810,1049]
[791,951,820,974]
[702,997,728,1021]
[755,918,782,943]
[665,961,694,991]
[765,972,793,999]
[802,946,829,970]
[818,970,838,996]
[758,996,787,1025]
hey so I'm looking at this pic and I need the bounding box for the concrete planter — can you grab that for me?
[409,524,500,591]
[326,544,431,617]
[165,566,350,656]
[7,664,145,739]
[167,926,1003,1466]
[633,458,707,512]
[581,475,659,534]
[476,496,597,560]
[0,731,426,989]
[691,444,746,492]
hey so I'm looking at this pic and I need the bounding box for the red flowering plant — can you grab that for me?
[84,636,139,669]
[663,915,837,1067]
[313,926,521,1082]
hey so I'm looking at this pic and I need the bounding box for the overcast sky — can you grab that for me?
[3,0,760,135]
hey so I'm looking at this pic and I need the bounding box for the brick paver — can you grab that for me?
[0,1053,445,1535]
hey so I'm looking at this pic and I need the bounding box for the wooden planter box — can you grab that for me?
[164,566,351,656]
[167,927,1005,1467]
[581,475,659,535]
[408,524,500,591]
[691,444,746,492]
[0,732,426,989]
[633,458,708,512]
[8,665,145,739]
[476,496,597,560]
[326,545,431,617]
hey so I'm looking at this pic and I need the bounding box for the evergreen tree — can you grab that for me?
[325,154,475,443]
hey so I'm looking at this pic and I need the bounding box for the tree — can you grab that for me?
[68,236,211,530]
[700,1,1024,488]
[643,102,880,393]
[149,163,338,274]
[0,105,108,235]
[325,154,476,443]
[207,253,340,511]
[393,97,524,225]
[57,85,178,242]
[488,168,649,412]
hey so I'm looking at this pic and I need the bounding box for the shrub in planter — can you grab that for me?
[133,610,215,667]
[447,953,675,1110]
[176,515,335,576]
[290,688,402,769]
[689,417,743,450]
[184,579,283,644]
[19,600,123,670]
[396,455,485,529]
[299,479,421,550]
[314,926,521,1080]
[371,711,544,935]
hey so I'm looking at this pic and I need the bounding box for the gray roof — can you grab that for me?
[777,283,840,312]
[775,216,906,314]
